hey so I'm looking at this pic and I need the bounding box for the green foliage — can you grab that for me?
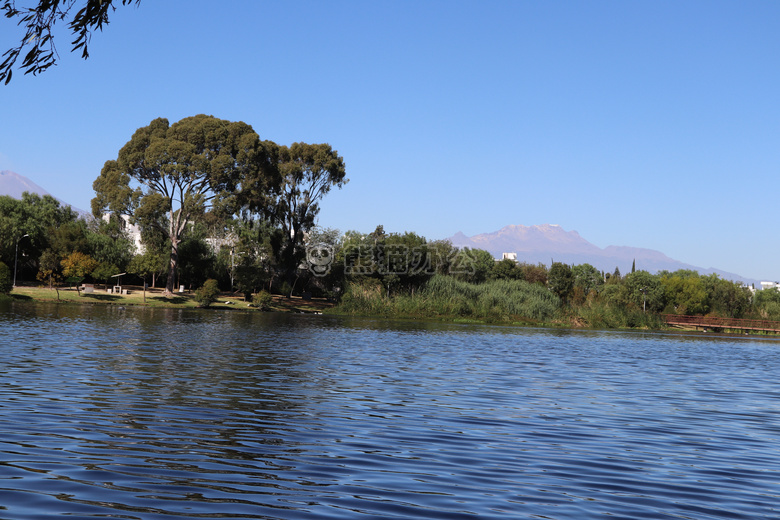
[426,240,458,276]
[0,192,80,278]
[518,262,548,285]
[91,262,120,286]
[128,251,168,287]
[177,235,217,290]
[92,114,279,294]
[36,249,61,289]
[703,274,751,318]
[491,258,523,281]
[87,218,134,269]
[195,279,221,308]
[336,274,560,323]
[0,261,11,294]
[753,289,780,320]
[574,301,665,330]
[661,271,708,315]
[0,0,141,84]
[572,263,603,295]
[252,290,273,310]
[451,248,494,284]
[548,262,574,303]
[622,270,664,312]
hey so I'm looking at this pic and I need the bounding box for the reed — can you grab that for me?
[572,301,664,329]
[334,275,560,323]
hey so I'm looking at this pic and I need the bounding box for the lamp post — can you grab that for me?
[13,233,29,288]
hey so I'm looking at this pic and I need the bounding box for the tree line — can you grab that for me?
[1,113,776,328]
[295,225,770,325]
[1,114,346,297]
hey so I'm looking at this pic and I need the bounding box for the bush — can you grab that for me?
[335,274,560,322]
[0,261,11,294]
[253,290,273,310]
[195,279,220,308]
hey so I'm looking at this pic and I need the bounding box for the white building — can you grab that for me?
[103,213,144,255]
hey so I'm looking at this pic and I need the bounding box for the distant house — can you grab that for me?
[501,252,517,262]
[760,281,780,291]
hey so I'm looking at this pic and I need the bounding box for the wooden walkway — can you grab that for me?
[662,314,780,333]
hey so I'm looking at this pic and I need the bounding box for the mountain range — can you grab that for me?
[0,171,762,286]
[448,224,761,286]
[0,170,52,199]
[0,170,89,217]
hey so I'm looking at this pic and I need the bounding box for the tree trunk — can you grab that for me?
[164,208,186,297]
[164,239,180,296]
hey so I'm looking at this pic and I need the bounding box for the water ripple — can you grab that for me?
[1,303,780,518]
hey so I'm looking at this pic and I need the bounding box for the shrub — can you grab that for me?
[0,261,11,294]
[253,290,273,310]
[195,279,220,308]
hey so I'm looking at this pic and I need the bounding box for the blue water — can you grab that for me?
[1,302,779,519]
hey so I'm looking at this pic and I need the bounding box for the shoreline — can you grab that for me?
[4,285,334,314]
[5,285,779,339]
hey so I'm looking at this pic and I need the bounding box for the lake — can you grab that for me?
[1,302,779,519]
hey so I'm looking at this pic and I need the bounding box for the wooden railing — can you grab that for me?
[661,314,780,332]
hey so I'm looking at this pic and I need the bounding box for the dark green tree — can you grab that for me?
[491,258,523,281]
[375,231,430,297]
[91,261,120,288]
[0,0,141,84]
[519,262,548,286]
[0,261,11,293]
[266,142,347,286]
[128,250,167,288]
[660,270,708,315]
[426,240,458,276]
[622,270,664,312]
[451,248,494,284]
[572,263,603,296]
[0,192,81,282]
[92,114,277,296]
[548,262,574,303]
[195,279,220,308]
[703,274,751,318]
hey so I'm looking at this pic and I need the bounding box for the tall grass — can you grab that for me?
[572,301,665,330]
[334,275,560,323]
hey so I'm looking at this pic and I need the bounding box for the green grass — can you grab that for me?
[8,284,335,313]
[332,275,560,324]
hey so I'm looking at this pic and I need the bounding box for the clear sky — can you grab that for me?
[1,1,779,281]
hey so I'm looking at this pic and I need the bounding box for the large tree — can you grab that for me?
[0,0,140,84]
[92,114,277,295]
[269,142,347,285]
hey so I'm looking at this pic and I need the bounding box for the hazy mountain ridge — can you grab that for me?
[0,170,89,217]
[448,224,760,286]
[0,170,51,199]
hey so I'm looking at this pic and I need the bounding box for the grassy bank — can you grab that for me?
[6,280,665,331]
[7,284,334,313]
[332,275,561,325]
[330,274,667,330]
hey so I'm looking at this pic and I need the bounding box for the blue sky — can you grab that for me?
[1,1,779,280]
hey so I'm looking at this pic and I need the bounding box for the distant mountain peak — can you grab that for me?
[447,224,757,285]
[0,170,89,217]
[0,170,51,199]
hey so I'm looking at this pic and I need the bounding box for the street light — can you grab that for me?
[13,233,29,288]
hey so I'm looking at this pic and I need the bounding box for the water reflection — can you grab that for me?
[1,302,780,518]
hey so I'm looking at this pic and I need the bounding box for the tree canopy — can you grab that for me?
[0,0,140,84]
[92,114,278,295]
